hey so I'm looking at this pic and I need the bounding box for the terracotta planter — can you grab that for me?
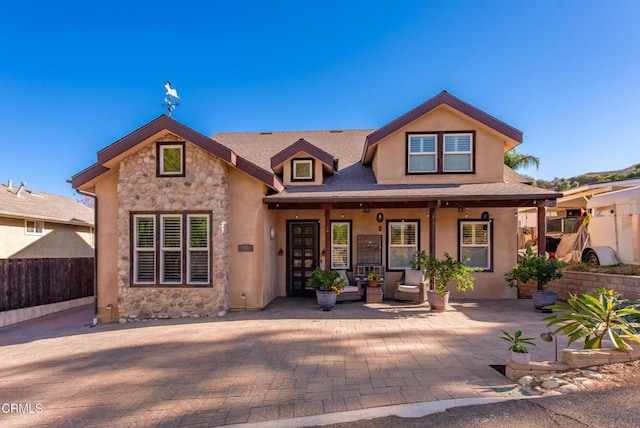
[316,290,337,310]
[511,351,531,364]
[427,290,449,311]
[367,280,379,288]
[531,290,557,311]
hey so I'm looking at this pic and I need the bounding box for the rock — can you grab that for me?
[542,390,563,396]
[541,379,561,389]
[520,386,540,396]
[518,375,534,386]
[583,370,604,379]
[573,377,589,383]
[559,384,581,393]
[118,318,128,324]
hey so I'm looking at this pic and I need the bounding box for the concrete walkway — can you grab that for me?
[0,298,566,427]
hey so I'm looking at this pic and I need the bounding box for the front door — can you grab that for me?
[287,221,319,296]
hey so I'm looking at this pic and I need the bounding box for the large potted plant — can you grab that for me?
[504,246,565,311]
[410,251,479,311]
[367,271,381,287]
[500,330,536,364]
[307,268,348,310]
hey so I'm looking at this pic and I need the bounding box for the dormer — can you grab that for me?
[270,138,336,186]
[362,91,522,185]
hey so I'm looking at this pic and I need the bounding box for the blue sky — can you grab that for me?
[2,1,639,197]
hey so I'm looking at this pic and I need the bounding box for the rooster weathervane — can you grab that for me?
[162,81,180,116]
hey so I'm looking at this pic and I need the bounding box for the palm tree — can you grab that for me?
[504,149,540,171]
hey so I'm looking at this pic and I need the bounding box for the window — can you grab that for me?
[407,131,475,174]
[443,133,472,172]
[407,134,437,173]
[459,220,492,270]
[25,220,44,235]
[157,142,185,176]
[292,159,314,181]
[387,220,419,270]
[132,212,210,286]
[331,221,351,269]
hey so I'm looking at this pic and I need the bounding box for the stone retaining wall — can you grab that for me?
[116,137,230,321]
[547,271,640,301]
[506,347,640,380]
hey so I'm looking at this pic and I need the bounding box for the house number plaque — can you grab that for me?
[238,244,254,252]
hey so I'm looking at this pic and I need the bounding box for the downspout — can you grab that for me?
[76,189,98,326]
[429,200,441,256]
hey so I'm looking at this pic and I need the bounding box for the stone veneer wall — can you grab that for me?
[117,137,229,320]
[547,271,640,301]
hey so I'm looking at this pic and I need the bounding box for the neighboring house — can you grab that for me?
[0,181,94,258]
[72,91,560,322]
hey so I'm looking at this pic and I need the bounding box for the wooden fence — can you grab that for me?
[0,258,94,312]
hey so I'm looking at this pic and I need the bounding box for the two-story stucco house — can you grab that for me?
[0,181,94,259]
[72,91,560,322]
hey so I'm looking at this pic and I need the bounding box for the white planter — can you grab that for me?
[511,351,531,364]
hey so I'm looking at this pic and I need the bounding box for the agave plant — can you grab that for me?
[544,289,640,351]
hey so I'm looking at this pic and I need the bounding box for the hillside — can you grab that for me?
[527,163,640,191]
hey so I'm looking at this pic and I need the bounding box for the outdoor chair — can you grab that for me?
[335,270,362,302]
[394,268,427,302]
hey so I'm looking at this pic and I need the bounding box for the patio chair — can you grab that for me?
[335,270,362,302]
[394,268,427,302]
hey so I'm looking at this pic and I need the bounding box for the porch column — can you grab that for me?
[537,203,546,255]
[324,205,331,270]
[429,207,436,255]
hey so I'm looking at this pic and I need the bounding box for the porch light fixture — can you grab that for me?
[341,211,345,219]
[270,226,275,239]
[295,212,299,219]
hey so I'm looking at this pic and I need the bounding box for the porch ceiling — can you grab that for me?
[266,198,548,210]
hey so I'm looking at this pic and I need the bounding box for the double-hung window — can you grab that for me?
[388,221,419,270]
[407,134,437,173]
[25,220,45,235]
[459,220,492,270]
[443,133,473,172]
[330,221,351,269]
[132,212,210,286]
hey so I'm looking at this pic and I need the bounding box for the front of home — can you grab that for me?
[72,91,560,322]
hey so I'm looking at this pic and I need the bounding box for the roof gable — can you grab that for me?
[270,138,335,172]
[362,91,523,163]
[72,115,283,192]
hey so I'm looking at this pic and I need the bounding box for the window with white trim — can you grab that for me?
[292,159,314,180]
[25,220,45,235]
[460,220,491,270]
[132,213,210,286]
[331,221,350,269]
[443,133,472,172]
[407,134,437,173]
[158,143,184,176]
[388,221,419,270]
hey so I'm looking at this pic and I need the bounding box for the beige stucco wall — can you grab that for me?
[271,206,517,299]
[0,217,93,259]
[95,172,120,322]
[372,105,506,184]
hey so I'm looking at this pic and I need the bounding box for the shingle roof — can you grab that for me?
[212,129,374,172]
[0,183,94,225]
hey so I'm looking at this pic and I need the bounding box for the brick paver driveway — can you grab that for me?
[0,298,561,427]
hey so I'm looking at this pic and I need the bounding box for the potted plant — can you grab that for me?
[367,271,381,287]
[504,246,565,311]
[410,251,480,311]
[307,267,348,310]
[500,330,536,364]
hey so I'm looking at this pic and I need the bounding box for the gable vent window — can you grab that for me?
[292,159,314,181]
[444,133,472,172]
[157,142,185,177]
[408,135,437,173]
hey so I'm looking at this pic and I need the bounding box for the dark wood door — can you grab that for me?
[287,221,319,296]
